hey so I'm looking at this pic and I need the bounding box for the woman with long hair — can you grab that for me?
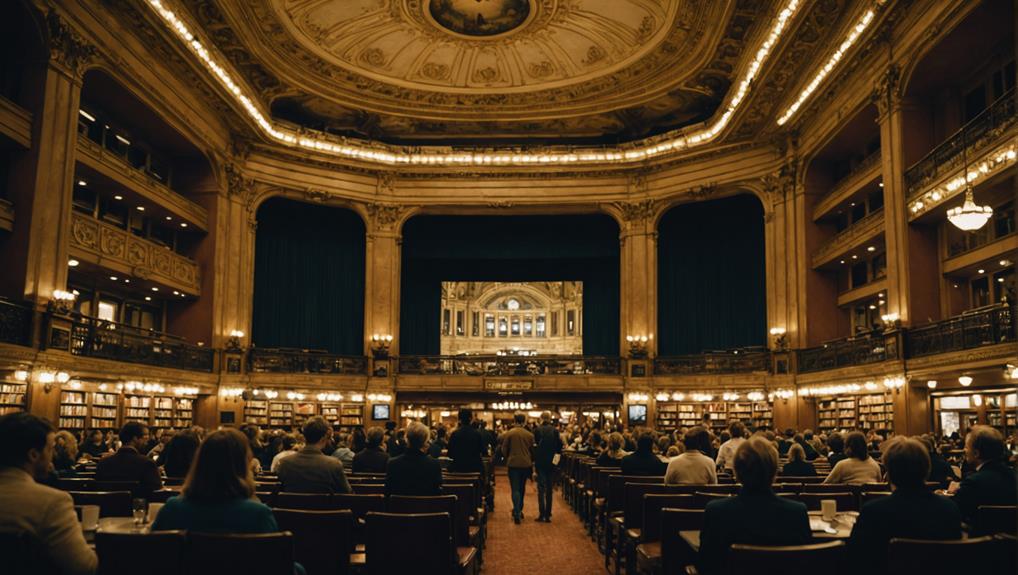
[823,431,883,485]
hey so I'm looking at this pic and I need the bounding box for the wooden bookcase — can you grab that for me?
[90,392,120,430]
[857,392,893,431]
[0,379,28,416]
[655,399,773,431]
[817,392,894,433]
[152,396,175,429]
[174,398,194,428]
[59,390,88,430]
[269,401,294,428]
[123,394,152,424]
[244,399,268,426]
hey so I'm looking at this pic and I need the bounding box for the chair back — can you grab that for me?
[185,532,294,575]
[255,491,275,507]
[273,509,354,575]
[694,491,733,507]
[387,495,465,545]
[660,509,704,575]
[352,483,385,495]
[0,530,58,575]
[70,491,133,517]
[887,536,999,575]
[95,530,186,575]
[334,494,386,520]
[93,481,141,493]
[55,477,93,491]
[641,494,698,541]
[799,483,854,493]
[861,482,890,492]
[859,491,891,507]
[974,505,1018,536]
[607,475,659,513]
[780,476,824,484]
[442,483,478,539]
[365,512,454,575]
[724,540,845,574]
[274,492,339,510]
[771,483,802,494]
[794,492,857,512]
[623,483,683,528]
[148,489,180,503]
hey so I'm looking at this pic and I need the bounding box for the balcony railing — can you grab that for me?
[397,355,621,376]
[906,304,1015,359]
[0,298,33,347]
[825,148,882,201]
[797,331,901,374]
[905,89,1017,199]
[654,349,771,375]
[248,348,367,375]
[69,316,213,372]
[811,208,884,268]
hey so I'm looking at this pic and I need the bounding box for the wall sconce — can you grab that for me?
[1006,364,1017,380]
[767,389,793,403]
[958,375,973,387]
[226,330,245,351]
[972,394,983,407]
[49,289,76,314]
[625,335,650,358]
[883,376,905,393]
[769,327,788,351]
[627,392,649,403]
[880,313,901,330]
[366,393,392,402]
[655,392,669,402]
[370,334,393,359]
[927,380,937,389]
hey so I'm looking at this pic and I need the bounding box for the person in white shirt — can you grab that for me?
[715,421,747,472]
[666,426,719,485]
[823,431,883,485]
[270,434,300,472]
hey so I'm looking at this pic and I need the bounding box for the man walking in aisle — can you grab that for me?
[502,413,535,524]
[533,411,562,522]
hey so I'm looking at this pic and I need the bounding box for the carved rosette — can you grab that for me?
[46,11,97,77]
[72,217,99,249]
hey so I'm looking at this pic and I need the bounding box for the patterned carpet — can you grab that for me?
[482,471,604,574]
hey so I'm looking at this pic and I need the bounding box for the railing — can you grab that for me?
[811,208,884,268]
[906,304,1015,359]
[797,331,901,374]
[396,355,621,376]
[0,298,33,347]
[248,348,367,375]
[905,89,1017,198]
[825,148,882,201]
[69,316,214,372]
[654,349,771,375]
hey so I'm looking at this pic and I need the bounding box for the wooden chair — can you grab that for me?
[365,512,476,575]
[793,492,857,512]
[148,489,180,503]
[799,483,853,493]
[55,477,93,491]
[887,536,1001,575]
[387,495,469,547]
[69,491,132,517]
[694,491,733,508]
[859,491,891,507]
[443,483,485,553]
[973,505,1018,536]
[95,530,186,575]
[352,483,385,495]
[273,509,354,575]
[771,483,803,494]
[255,491,275,507]
[92,481,141,494]
[604,475,660,573]
[274,492,339,510]
[0,531,58,575]
[619,484,684,575]
[635,495,699,574]
[660,509,704,575]
[722,540,845,574]
[185,532,294,575]
[861,482,890,492]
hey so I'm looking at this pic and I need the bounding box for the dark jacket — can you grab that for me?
[777,439,793,457]
[596,452,624,468]
[276,446,352,494]
[352,446,389,473]
[620,450,667,476]
[927,453,958,489]
[952,460,1017,523]
[384,449,443,497]
[796,440,819,460]
[447,425,486,473]
[848,488,961,574]
[697,487,811,575]
[427,438,447,459]
[533,423,563,470]
[159,433,200,479]
[386,435,406,458]
[781,459,816,477]
[827,452,847,468]
[95,446,162,497]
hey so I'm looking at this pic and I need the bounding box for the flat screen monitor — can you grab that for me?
[628,404,647,425]
[372,404,391,420]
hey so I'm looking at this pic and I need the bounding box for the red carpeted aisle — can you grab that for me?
[481,470,604,574]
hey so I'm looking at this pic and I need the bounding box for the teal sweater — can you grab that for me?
[151,495,278,533]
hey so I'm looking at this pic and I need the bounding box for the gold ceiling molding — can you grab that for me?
[142,0,834,167]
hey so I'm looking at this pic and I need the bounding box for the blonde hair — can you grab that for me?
[787,443,806,462]
[55,430,78,460]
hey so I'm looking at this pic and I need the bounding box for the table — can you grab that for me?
[83,517,151,544]
[679,511,859,552]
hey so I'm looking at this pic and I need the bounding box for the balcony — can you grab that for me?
[69,211,201,295]
[0,94,32,148]
[0,198,13,233]
[654,349,771,375]
[396,355,621,376]
[906,89,1017,202]
[905,304,1015,359]
[811,208,884,268]
[0,298,33,347]
[68,316,213,372]
[797,331,901,374]
[814,149,882,220]
[247,348,367,375]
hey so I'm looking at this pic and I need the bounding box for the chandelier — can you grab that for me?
[947,131,993,231]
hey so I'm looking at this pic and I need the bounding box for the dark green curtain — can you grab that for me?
[400,215,619,355]
[657,194,766,355]
[252,198,365,355]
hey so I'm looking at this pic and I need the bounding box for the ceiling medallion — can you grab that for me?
[427,0,535,38]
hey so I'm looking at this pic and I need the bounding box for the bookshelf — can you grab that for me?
[654,399,773,431]
[817,392,894,433]
[244,399,268,425]
[123,394,152,424]
[857,392,893,431]
[338,404,364,428]
[0,379,28,416]
[59,390,88,430]
[751,401,773,429]
[320,402,342,425]
[174,398,194,428]
[152,396,175,429]
[269,401,294,427]
[90,392,119,430]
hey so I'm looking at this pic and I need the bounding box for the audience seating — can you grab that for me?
[634,495,700,574]
[718,540,845,575]
[95,530,186,575]
[273,509,354,575]
[973,505,1018,536]
[148,489,180,503]
[185,532,295,575]
[0,530,57,575]
[274,492,340,510]
[660,508,705,575]
[365,512,477,575]
[69,491,132,517]
[859,491,892,506]
[255,491,275,507]
[351,483,385,495]
[887,536,1003,575]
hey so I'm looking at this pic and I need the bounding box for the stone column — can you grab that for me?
[615,199,657,357]
[214,162,258,348]
[364,203,406,356]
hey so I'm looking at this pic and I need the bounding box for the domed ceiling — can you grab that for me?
[185,0,774,144]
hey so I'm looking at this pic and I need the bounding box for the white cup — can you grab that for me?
[81,505,100,531]
[147,502,164,523]
[821,499,837,521]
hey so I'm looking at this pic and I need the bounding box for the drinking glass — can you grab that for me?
[132,498,148,527]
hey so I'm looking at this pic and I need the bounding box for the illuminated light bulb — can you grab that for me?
[927,380,937,389]
[958,376,972,387]
[68,259,79,267]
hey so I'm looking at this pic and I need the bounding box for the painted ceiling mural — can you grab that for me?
[428,0,533,37]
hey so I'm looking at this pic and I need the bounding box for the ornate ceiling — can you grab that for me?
[186,0,773,144]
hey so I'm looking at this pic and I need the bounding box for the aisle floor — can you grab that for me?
[481,471,604,574]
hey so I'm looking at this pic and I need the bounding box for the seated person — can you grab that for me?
[78,429,108,460]
[848,437,961,573]
[53,430,80,478]
[596,432,629,468]
[330,433,355,467]
[352,427,390,473]
[277,417,352,494]
[95,420,163,497]
[949,425,1017,523]
[716,422,747,473]
[427,426,448,459]
[270,434,299,473]
[920,437,958,489]
[152,427,298,575]
[823,431,882,485]
[825,433,847,467]
[781,444,816,476]
[158,431,200,479]
[620,431,667,476]
[665,426,717,485]
[697,437,810,575]
[384,421,442,496]
[0,413,97,575]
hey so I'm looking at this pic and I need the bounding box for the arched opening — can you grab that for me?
[0,1,46,109]
[252,198,366,355]
[400,214,619,356]
[657,194,766,355]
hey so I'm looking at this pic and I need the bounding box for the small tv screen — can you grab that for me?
[628,404,647,425]
[372,404,390,420]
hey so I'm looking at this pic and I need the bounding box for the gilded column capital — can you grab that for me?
[612,199,657,224]
[46,11,97,79]
[224,161,254,200]
[871,64,902,121]
[761,164,796,203]
[367,202,409,233]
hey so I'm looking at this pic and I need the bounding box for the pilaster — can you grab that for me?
[614,197,657,358]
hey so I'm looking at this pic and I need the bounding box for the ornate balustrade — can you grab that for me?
[654,349,770,375]
[811,208,884,268]
[0,298,33,347]
[396,355,621,376]
[68,316,213,372]
[905,304,1015,358]
[248,347,367,375]
[817,148,882,209]
[797,331,901,374]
